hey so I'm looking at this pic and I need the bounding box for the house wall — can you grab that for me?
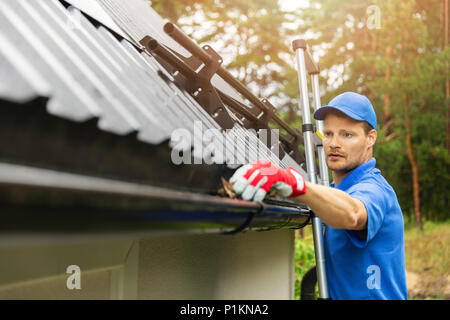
[0,229,295,299]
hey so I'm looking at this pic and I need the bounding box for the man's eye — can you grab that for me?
[344,133,352,137]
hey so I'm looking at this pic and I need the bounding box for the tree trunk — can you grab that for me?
[371,33,377,79]
[287,104,296,124]
[384,44,392,132]
[445,0,449,151]
[404,95,423,231]
[384,0,393,132]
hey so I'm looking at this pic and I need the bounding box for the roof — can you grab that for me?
[0,0,311,239]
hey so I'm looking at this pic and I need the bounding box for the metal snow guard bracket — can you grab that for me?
[139,21,305,164]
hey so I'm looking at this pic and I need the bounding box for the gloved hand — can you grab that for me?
[229,159,307,202]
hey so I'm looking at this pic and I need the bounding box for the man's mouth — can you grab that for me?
[328,153,345,160]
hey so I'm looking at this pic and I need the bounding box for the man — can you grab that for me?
[230,92,408,300]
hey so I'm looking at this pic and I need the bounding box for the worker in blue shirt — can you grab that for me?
[230,92,408,300]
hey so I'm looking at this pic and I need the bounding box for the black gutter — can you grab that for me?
[0,163,311,239]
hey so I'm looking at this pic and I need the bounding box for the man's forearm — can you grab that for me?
[295,182,367,230]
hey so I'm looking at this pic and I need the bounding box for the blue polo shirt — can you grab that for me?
[324,158,408,300]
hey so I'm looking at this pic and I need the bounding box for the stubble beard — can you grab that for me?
[326,153,367,174]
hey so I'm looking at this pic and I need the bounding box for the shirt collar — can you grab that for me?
[330,158,376,191]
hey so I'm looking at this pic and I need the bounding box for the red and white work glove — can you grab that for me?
[229,159,307,202]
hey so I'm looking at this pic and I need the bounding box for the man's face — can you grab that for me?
[322,110,376,173]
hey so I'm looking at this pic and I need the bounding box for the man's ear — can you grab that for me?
[368,129,377,147]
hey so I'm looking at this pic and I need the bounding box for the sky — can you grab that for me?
[278,0,311,12]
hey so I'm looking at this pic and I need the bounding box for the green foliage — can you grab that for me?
[294,235,316,300]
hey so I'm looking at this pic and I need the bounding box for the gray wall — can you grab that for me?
[0,229,295,299]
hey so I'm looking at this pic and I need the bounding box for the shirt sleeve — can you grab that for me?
[344,182,387,248]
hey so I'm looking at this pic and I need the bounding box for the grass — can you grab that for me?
[294,219,450,300]
[404,219,450,300]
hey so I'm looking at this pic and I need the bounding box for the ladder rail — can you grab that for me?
[311,74,330,187]
[293,40,330,299]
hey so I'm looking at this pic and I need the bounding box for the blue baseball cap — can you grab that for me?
[313,92,377,130]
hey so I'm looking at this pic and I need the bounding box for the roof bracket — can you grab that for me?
[140,27,235,130]
[140,22,307,166]
[257,98,277,129]
[282,128,304,164]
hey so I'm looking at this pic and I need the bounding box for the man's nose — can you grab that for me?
[328,135,341,149]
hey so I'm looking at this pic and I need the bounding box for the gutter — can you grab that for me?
[0,162,311,241]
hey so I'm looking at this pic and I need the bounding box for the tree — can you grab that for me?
[296,0,450,228]
[150,0,299,102]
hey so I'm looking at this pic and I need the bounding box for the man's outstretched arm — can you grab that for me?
[296,181,367,231]
[230,160,367,231]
